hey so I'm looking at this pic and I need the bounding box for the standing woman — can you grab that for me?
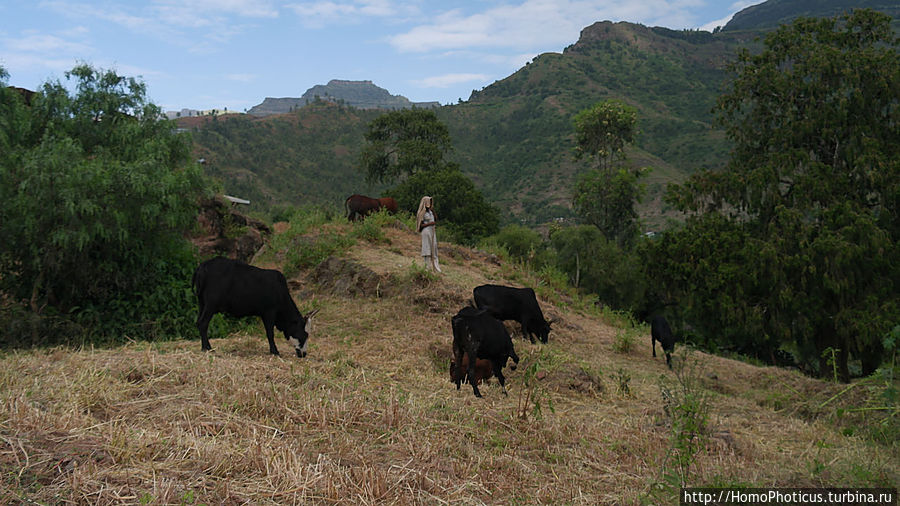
[416,196,442,273]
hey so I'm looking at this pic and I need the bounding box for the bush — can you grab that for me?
[0,65,209,344]
[386,167,500,245]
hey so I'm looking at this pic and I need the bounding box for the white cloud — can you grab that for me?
[4,32,92,55]
[285,0,415,27]
[415,72,489,88]
[389,0,710,54]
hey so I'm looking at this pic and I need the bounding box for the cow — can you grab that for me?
[651,315,675,369]
[473,284,552,344]
[377,197,398,214]
[345,194,396,221]
[192,257,319,357]
[449,353,494,386]
[451,305,519,398]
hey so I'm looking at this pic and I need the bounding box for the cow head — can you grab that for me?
[527,317,552,344]
[285,309,319,358]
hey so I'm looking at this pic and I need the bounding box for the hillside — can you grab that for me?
[1,215,897,503]
[723,0,900,31]
[187,21,746,227]
[187,2,900,229]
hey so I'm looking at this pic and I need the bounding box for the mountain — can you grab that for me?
[723,0,900,32]
[247,80,440,117]
[188,0,900,228]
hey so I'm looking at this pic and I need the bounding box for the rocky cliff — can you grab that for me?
[247,80,439,117]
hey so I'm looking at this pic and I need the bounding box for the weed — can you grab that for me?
[615,367,632,397]
[516,349,556,421]
[613,327,640,354]
[655,348,712,491]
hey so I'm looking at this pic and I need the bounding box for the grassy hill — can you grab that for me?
[2,213,897,503]
[183,21,746,228]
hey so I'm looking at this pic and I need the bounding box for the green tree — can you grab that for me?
[573,166,647,247]
[386,167,499,245]
[550,225,646,311]
[0,64,208,343]
[573,99,637,171]
[571,100,645,246]
[662,10,900,381]
[359,108,453,184]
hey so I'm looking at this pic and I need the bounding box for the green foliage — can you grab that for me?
[661,10,900,380]
[386,167,500,245]
[573,166,647,246]
[573,99,637,170]
[484,225,553,268]
[0,64,208,344]
[550,225,646,312]
[359,108,454,184]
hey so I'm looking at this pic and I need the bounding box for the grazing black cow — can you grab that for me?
[345,194,396,221]
[651,315,675,369]
[451,306,520,398]
[473,284,552,344]
[192,257,319,357]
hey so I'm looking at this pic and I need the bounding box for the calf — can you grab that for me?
[451,306,519,398]
[192,257,319,357]
[449,353,494,386]
[651,315,675,369]
[473,284,552,344]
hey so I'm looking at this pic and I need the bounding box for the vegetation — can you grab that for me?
[386,167,499,245]
[359,108,454,184]
[0,64,208,345]
[654,10,900,381]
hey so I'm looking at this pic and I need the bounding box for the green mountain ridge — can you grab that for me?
[186,0,899,229]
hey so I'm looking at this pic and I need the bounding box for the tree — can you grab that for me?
[571,100,645,246]
[0,64,208,343]
[550,225,645,311]
[359,108,453,184]
[572,99,637,171]
[386,167,499,245]
[573,166,646,247]
[662,10,900,381]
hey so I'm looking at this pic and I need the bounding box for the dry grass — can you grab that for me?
[1,222,898,504]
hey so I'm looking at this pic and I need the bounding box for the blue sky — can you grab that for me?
[1,1,762,112]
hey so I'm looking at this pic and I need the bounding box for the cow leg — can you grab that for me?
[665,352,672,369]
[263,315,279,356]
[652,337,657,358]
[196,307,214,352]
[494,362,508,396]
[522,322,535,344]
[469,360,482,398]
[452,343,465,390]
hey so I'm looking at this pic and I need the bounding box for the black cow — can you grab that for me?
[651,315,675,369]
[473,284,552,344]
[192,257,319,357]
[451,306,520,398]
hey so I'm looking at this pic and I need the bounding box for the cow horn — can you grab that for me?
[307,308,320,318]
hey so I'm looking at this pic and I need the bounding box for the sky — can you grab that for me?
[1,0,763,113]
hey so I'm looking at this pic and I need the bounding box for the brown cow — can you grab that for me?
[377,197,398,214]
[345,194,396,221]
[449,353,494,386]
